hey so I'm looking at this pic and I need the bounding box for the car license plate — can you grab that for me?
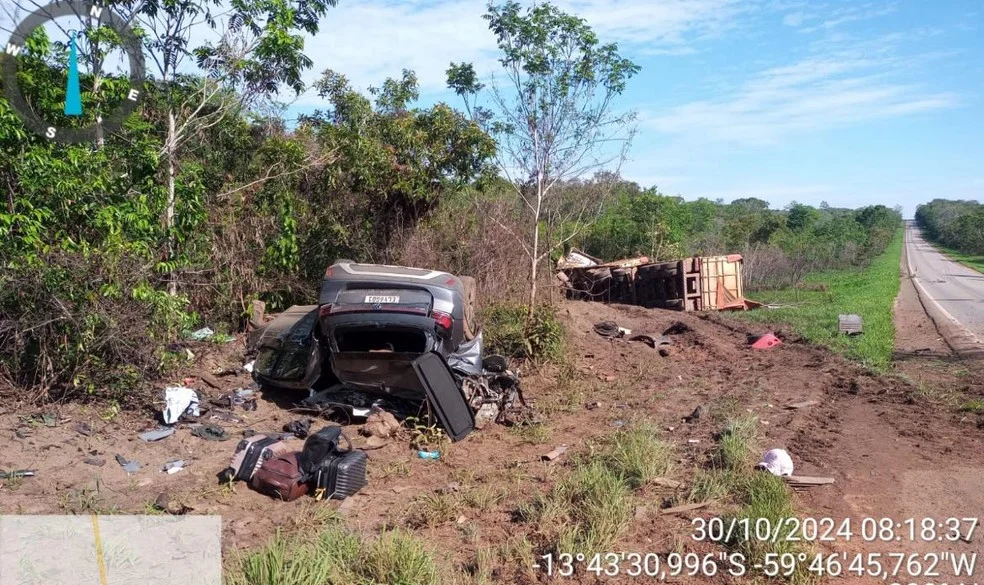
[365,295,400,304]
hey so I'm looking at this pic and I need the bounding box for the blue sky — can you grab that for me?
[287,0,982,218]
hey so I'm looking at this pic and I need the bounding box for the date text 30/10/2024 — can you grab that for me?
[532,517,980,581]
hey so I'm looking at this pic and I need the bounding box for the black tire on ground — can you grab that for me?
[460,276,478,341]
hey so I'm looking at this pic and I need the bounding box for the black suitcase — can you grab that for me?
[312,450,368,501]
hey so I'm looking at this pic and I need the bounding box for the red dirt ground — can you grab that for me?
[2,293,983,584]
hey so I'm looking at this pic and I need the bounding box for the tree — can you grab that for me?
[786,202,820,232]
[117,0,339,293]
[447,1,639,314]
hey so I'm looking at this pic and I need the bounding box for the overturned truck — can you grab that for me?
[557,250,759,312]
[249,262,526,441]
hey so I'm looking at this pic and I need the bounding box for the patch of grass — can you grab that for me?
[482,302,566,363]
[521,459,633,556]
[57,484,119,514]
[687,469,738,504]
[959,399,984,414]
[520,422,675,556]
[598,424,674,489]
[405,492,463,529]
[509,421,551,444]
[935,244,984,274]
[464,485,509,512]
[228,512,439,585]
[713,416,758,472]
[377,461,412,480]
[734,230,902,371]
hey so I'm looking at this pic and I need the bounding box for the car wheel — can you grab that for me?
[460,276,478,341]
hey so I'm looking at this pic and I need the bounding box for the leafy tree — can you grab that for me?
[786,202,820,232]
[447,1,639,314]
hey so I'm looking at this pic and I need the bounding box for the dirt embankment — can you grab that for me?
[1,299,983,583]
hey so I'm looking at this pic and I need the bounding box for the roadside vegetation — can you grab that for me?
[916,199,984,272]
[733,231,903,371]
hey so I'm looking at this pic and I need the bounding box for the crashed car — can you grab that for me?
[250,261,525,440]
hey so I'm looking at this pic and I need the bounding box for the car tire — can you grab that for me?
[460,276,478,341]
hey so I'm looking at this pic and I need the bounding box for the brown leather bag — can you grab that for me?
[250,452,309,501]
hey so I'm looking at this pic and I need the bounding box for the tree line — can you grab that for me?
[915,199,984,255]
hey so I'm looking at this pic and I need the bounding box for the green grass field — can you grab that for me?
[935,244,984,274]
[733,231,903,371]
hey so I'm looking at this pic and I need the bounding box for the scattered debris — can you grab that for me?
[557,248,601,269]
[585,401,602,410]
[651,478,682,488]
[417,450,440,460]
[284,418,314,439]
[83,457,106,467]
[139,427,175,442]
[750,333,782,350]
[687,439,700,444]
[785,400,819,410]
[364,436,389,449]
[243,360,255,373]
[629,333,673,348]
[593,321,624,338]
[755,448,794,476]
[115,454,141,474]
[188,327,215,341]
[162,386,200,425]
[190,424,229,442]
[162,459,187,474]
[784,475,834,487]
[75,422,94,436]
[0,470,35,479]
[541,444,569,462]
[154,492,193,514]
[683,405,702,423]
[663,321,693,335]
[658,346,673,358]
[661,501,711,515]
[838,314,863,336]
[200,373,223,389]
[208,410,245,424]
[610,420,626,428]
[360,408,400,439]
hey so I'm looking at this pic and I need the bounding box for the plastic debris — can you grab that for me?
[75,422,94,436]
[162,459,187,474]
[162,386,199,424]
[115,454,141,474]
[243,360,255,373]
[417,450,440,460]
[139,427,175,442]
[750,333,782,350]
[190,424,229,441]
[755,448,794,476]
[0,470,35,479]
[188,327,215,341]
[83,457,106,467]
[284,418,314,439]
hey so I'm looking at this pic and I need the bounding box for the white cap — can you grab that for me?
[755,448,793,476]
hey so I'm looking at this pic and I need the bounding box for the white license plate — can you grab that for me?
[365,295,400,303]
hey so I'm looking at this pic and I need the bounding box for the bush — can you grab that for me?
[482,302,565,363]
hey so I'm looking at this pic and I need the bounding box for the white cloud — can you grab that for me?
[294,0,751,102]
[641,40,960,146]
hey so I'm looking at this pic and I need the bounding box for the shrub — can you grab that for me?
[482,302,565,363]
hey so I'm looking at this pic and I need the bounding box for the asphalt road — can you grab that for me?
[905,222,984,341]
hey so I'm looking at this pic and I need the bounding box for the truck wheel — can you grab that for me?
[460,276,478,341]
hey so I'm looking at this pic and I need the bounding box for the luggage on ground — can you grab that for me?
[250,452,309,501]
[221,435,290,482]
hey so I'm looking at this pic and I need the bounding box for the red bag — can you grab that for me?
[250,452,309,501]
